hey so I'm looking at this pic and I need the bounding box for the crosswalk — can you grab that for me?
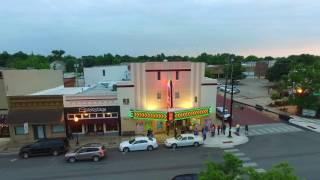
[223,148,266,173]
[246,123,303,137]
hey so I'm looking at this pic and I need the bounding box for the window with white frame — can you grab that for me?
[15,126,25,135]
[123,98,130,105]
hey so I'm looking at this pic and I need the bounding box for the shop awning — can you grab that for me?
[7,109,64,124]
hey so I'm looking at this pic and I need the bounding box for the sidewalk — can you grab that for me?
[0,130,249,155]
[203,129,249,148]
[289,116,320,133]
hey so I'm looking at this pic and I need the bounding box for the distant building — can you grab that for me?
[206,65,225,79]
[50,60,66,71]
[83,65,130,86]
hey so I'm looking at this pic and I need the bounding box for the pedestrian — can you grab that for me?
[217,125,221,135]
[166,122,170,136]
[236,124,240,135]
[222,124,226,135]
[202,128,207,141]
[211,124,215,137]
[194,127,199,136]
[174,127,178,138]
[245,124,249,136]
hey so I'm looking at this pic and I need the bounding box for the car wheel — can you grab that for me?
[172,144,177,149]
[52,150,59,156]
[22,152,29,159]
[194,142,199,147]
[123,147,129,153]
[147,145,153,151]
[93,156,100,162]
[68,157,76,163]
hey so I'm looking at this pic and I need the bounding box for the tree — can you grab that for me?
[245,55,260,62]
[266,58,291,82]
[51,50,65,60]
[200,153,300,180]
[224,62,246,80]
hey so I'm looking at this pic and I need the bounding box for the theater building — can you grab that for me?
[118,62,217,135]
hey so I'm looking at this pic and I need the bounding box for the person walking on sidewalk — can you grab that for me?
[222,124,226,135]
[202,128,207,141]
[211,124,215,137]
[245,124,249,136]
[217,125,221,135]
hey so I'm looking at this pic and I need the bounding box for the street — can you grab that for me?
[1,126,320,180]
[238,130,320,180]
[0,146,224,180]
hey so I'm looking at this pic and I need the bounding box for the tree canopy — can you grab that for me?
[200,153,300,180]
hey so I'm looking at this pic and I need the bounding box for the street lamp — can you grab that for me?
[74,117,79,146]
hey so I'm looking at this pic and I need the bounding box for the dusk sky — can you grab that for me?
[1,0,319,57]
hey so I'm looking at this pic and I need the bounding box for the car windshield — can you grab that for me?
[129,139,135,144]
[176,135,183,140]
[73,147,81,153]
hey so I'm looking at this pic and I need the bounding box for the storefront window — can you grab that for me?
[15,126,25,135]
[52,124,65,133]
[157,121,163,130]
[71,123,82,133]
[105,120,118,131]
[111,112,118,118]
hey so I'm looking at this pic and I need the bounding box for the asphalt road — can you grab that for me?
[0,146,224,180]
[1,126,319,180]
[238,130,320,180]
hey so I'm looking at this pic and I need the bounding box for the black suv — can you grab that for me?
[19,138,69,159]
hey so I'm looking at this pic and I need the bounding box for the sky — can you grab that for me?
[0,0,319,57]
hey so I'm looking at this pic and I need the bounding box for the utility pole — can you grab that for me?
[228,58,234,138]
[222,59,229,127]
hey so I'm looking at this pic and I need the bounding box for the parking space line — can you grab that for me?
[10,158,17,162]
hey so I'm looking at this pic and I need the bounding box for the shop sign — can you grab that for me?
[23,122,28,134]
[79,107,107,113]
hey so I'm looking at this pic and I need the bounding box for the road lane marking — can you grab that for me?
[10,158,17,162]
[233,152,245,157]
[239,157,251,161]
[224,149,239,153]
[243,162,258,167]
[255,168,266,173]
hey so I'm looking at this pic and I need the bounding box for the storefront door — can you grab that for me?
[87,124,94,133]
[33,125,46,139]
[144,121,152,131]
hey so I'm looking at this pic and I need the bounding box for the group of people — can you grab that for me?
[162,122,249,140]
[193,123,249,141]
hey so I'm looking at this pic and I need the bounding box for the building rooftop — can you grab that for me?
[30,81,119,96]
[30,86,90,95]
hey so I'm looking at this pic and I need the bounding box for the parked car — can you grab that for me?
[165,134,203,148]
[172,173,199,180]
[226,87,240,94]
[65,143,106,163]
[216,106,231,120]
[119,136,158,152]
[19,138,69,159]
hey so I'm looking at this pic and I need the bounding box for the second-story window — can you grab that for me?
[157,71,161,80]
[157,92,161,100]
[102,69,106,76]
[175,92,180,99]
[123,98,130,105]
[176,71,179,80]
